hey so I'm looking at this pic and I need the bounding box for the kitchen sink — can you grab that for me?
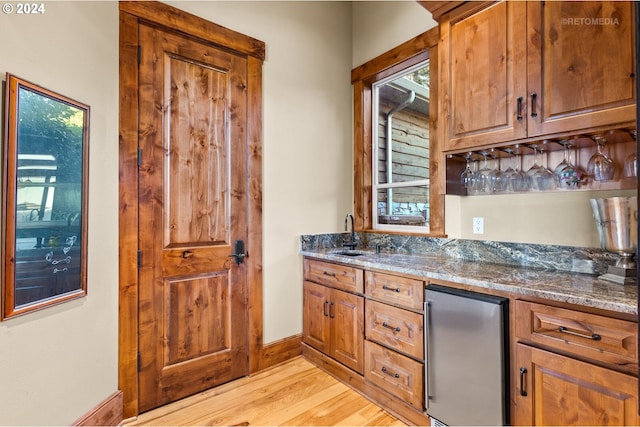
[331,249,365,257]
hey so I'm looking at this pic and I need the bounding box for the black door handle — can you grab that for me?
[229,239,247,265]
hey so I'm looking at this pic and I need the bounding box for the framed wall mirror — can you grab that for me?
[2,73,89,320]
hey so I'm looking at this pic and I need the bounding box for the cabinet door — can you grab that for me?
[303,281,330,354]
[514,343,639,426]
[330,288,364,373]
[440,1,527,150]
[527,1,636,136]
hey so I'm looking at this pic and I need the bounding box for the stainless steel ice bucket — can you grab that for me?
[590,197,637,257]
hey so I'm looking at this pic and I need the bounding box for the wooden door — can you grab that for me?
[441,1,527,150]
[303,281,331,353]
[137,23,249,412]
[514,343,639,426]
[527,1,636,136]
[330,288,364,373]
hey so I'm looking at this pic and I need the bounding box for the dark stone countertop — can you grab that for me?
[301,248,638,316]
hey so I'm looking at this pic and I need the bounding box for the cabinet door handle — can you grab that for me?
[530,92,538,118]
[382,321,401,332]
[323,300,329,317]
[329,301,335,319]
[558,326,601,341]
[516,96,524,121]
[381,366,400,379]
[382,285,400,293]
[519,367,528,396]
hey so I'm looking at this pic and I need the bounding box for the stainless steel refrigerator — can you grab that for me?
[424,284,509,426]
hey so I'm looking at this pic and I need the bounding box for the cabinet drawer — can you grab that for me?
[304,258,363,293]
[365,271,423,310]
[365,299,423,360]
[364,340,424,410]
[516,300,638,371]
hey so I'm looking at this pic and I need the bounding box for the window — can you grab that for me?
[372,61,430,232]
[351,26,443,235]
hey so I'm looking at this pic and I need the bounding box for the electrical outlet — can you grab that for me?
[473,217,484,234]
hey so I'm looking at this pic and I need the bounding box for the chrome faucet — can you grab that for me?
[343,213,357,250]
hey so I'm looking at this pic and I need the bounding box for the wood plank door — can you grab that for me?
[137,22,249,412]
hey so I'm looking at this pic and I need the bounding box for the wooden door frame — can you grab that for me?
[118,1,273,418]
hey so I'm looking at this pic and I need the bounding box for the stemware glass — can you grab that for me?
[623,130,637,178]
[475,152,493,193]
[512,148,531,192]
[532,140,556,191]
[500,149,517,192]
[460,152,476,190]
[555,142,583,189]
[487,150,502,193]
[587,135,615,182]
[526,145,543,190]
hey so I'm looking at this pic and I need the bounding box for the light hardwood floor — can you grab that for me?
[127,357,407,426]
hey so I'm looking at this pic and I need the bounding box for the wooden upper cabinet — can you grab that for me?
[527,1,636,137]
[440,1,527,151]
[439,1,635,151]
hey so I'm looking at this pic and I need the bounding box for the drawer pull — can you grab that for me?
[382,285,401,293]
[519,367,528,396]
[382,322,401,332]
[558,326,601,341]
[323,271,336,277]
[381,366,400,379]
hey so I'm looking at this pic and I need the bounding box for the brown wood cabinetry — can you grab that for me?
[364,340,424,410]
[514,300,639,425]
[439,1,635,152]
[302,258,365,373]
[514,344,639,426]
[364,271,425,411]
[303,277,364,374]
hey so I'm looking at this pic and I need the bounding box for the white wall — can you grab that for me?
[352,1,437,68]
[0,2,119,425]
[447,189,637,247]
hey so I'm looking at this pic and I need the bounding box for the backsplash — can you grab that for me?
[300,232,621,275]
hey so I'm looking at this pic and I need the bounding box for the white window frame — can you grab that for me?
[371,59,430,233]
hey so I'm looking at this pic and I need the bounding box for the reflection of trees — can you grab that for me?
[18,88,85,222]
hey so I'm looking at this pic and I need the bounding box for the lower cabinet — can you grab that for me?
[514,343,639,426]
[514,300,640,426]
[364,340,424,409]
[364,271,425,411]
[303,280,364,373]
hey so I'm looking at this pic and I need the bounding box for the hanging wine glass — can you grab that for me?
[587,134,615,182]
[555,141,582,189]
[460,152,476,190]
[500,148,517,192]
[623,130,637,178]
[475,152,492,193]
[487,148,502,193]
[533,140,556,191]
[512,146,531,192]
[526,145,543,190]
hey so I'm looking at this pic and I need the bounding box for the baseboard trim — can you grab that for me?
[73,390,123,426]
[257,334,302,372]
